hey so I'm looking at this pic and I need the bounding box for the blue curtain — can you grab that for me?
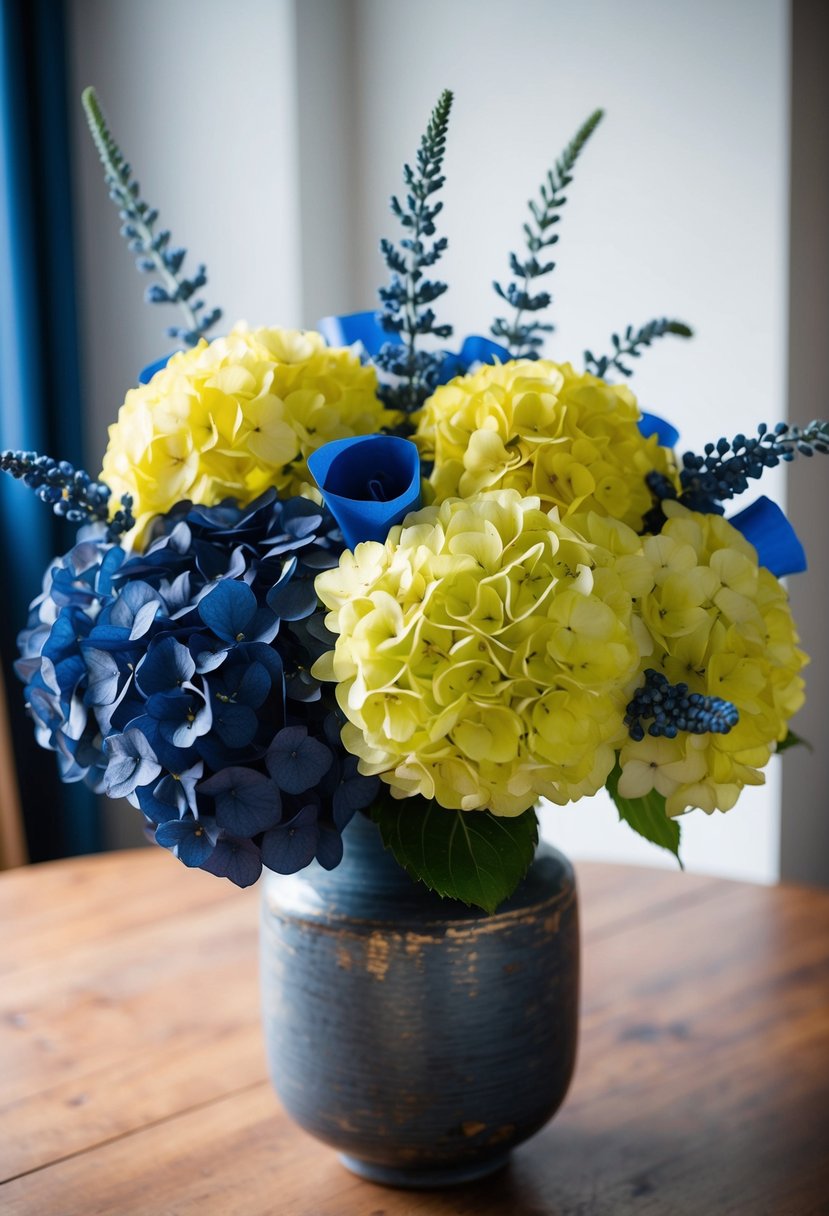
[0,0,101,858]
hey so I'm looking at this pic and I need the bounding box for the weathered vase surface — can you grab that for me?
[260,812,579,1188]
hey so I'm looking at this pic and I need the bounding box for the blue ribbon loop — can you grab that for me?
[639,411,679,448]
[318,311,510,383]
[138,352,178,385]
[729,495,807,577]
[308,434,422,550]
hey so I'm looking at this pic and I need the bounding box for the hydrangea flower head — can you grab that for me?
[15,492,380,884]
[612,503,807,815]
[415,360,678,532]
[101,325,390,546]
[313,489,642,815]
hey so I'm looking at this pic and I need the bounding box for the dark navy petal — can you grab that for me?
[315,822,345,870]
[199,767,282,835]
[135,636,196,696]
[155,816,215,867]
[261,805,320,873]
[265,726,332,794]
[198,836,262,887]
[197,580,257,642]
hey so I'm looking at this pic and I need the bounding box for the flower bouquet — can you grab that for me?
[2,87,825,1185]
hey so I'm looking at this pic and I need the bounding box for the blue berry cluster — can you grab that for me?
[15,491,379,887]
[0,450,134,541]
[625,669,739,742]
[645,420,829,529]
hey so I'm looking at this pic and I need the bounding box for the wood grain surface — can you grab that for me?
[0,850,827,1215]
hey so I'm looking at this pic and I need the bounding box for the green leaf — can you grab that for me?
[370,796,538,914]
[606,762,683,868]
[777,729,813,754]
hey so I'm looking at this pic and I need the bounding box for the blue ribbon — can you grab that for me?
[307,434,422,549]
[639,411,679,448]
[318,310,509,382]
[728,496,807,577]
[138,351,178,385]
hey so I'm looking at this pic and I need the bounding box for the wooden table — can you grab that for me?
[0,852,827,1216]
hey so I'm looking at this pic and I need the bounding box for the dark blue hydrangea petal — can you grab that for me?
[217,660,271,709]
[266,726,333,794]
[284,670,322,703]
[197,580,256,642]
[151,689,213,749]
[333,771,381,829]
[135,636,196,696]
[136,771,196,823]
[51,654,88,702]
[199,767,282,835]
[129,713,200,773]
[266,576,318,621]
[315,822,345,870]
[243,605,279,644]
[212,701,259,749]
[155,816,216,867]
[299,548,342,571]
[42,608,92,664]
[238,641,284,686]
[198,835,262,887]
[103,728,161,798]
[192,638,230,673]
[83,647,123,707]
[106,581,162,637]
[261,805,320,873]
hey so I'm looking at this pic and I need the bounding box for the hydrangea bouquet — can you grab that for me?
[3,89,825,913]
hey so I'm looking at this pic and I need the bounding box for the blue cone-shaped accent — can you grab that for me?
[639,411,679,448]
[318,311,402,352]
[308,434,421,549]
[729,495,807,577]
[138,351,178,385]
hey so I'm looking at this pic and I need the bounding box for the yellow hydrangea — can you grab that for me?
[604,503,808,816]
[312,490,642,816]
[101,325,390,546]
[415,359,678,531]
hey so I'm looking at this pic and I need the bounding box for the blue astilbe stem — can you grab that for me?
[81,87,222,347]
[645,419,829,527]
[585,318,693,379]
[375,89,454,415]
[492,109,603,360]
[625,669,739,742]
[0,450,134,542]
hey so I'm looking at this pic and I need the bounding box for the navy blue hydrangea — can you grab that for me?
[15,491,380,885]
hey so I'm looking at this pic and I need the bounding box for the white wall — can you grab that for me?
[67,0,302,469]
[67,0,793,879]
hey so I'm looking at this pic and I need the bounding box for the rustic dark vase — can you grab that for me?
[260,812,579,1189]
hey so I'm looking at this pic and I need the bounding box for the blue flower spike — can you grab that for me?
[307,434,422,549]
